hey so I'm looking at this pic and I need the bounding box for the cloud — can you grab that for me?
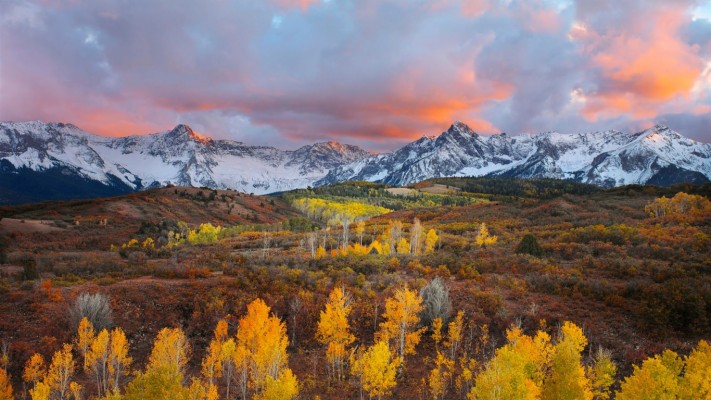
[0,0,709,150]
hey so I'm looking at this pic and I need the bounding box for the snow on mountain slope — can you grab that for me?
[1,120,709,205]
[318,122,711,187]
[0,122,370,196]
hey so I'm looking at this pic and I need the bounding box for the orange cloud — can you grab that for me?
[576,8,705,120]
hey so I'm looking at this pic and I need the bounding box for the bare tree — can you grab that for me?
[289,296,303,347]
[419,277,452,326]
[261,230,271,259]
[70,292,113,331]
[410,218,423,255]
[306,231,318,258]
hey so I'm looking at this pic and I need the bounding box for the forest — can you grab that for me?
[0,179,709,400]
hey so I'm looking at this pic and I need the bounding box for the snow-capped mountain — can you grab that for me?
[318,122,711,187]
[1,120,709,204]
[0,121,369,204]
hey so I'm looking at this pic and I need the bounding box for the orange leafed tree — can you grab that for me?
[0,368,12,400]
[236,298,297,399]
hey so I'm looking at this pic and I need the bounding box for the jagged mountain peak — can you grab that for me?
[166,124,211,143]
[318,122,710,188]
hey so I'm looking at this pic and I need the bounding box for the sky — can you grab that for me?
[1,0,710,151]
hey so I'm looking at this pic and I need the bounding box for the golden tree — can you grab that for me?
[475,223,497,248]
[316,287,355,381]
[424,229,439,254]
[76,318,95,369]
[23,354,46,389]
[542,321,593,400]
[679,340,711,399]
[351,341,398,400]
[236,298,295,397]
[123,327,191,400]
[469,326,552,400]
[377,286,425,373]
[45,344,74,400]
[29,382,50,400]
[108,328,132,392]
[201,319,228,386]
[396,238,410,254]
[428,351,454,400]
[587,347,616,400]
[616,350,682,400]
[85,329,110,397]
[255,369,299,400]
[0,368,11,400]
[220,339,237,399]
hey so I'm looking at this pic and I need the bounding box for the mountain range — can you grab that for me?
[1,120,709,204]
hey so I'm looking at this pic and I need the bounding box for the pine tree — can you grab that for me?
[515,234,543,257]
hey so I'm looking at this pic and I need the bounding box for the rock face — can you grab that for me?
[1,120,709,204]
[0,121,369,204]
[318,122,711,188]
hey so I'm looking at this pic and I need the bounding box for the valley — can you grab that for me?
[0,179,708,399]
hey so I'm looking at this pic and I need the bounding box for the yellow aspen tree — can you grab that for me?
[187,378,219,400]
[542,321,593,400]
[315,245,327,259]
[469,326,552,400]
[202,319,228,386]
[396,238,410,254]
[428,351,454,400]
[431,318,443,351]
[587,347,616,400]
[316,287,355,381]
[23,354,46,389]
[356,221,366,245]
[147,327,190,378]
[680,340,711,399]
[0,368,11,400]
[377,286,425,374]
[69,382,81,400]
[445,311,464,360]
[220,339,237,400]
[29,382,50,400]
[368,240,384,255]
[108,328,132,391]
[616,350,683,400]
[410,218,424,255]
[236,298,290,394]
[233,344,250,400]
[76,318,95,369]
[45,344,74,400]
[455,357,477,398]
[86,329,110,397]
[424,229,439,254]
[351,341,398,400]
[123,327,191,400]
[475,223,497,248]
[255,369,299,400]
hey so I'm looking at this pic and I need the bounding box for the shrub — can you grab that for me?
[419,277,452,325]
[69,292,114,331]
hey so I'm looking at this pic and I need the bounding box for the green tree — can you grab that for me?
[515,234,543,257]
